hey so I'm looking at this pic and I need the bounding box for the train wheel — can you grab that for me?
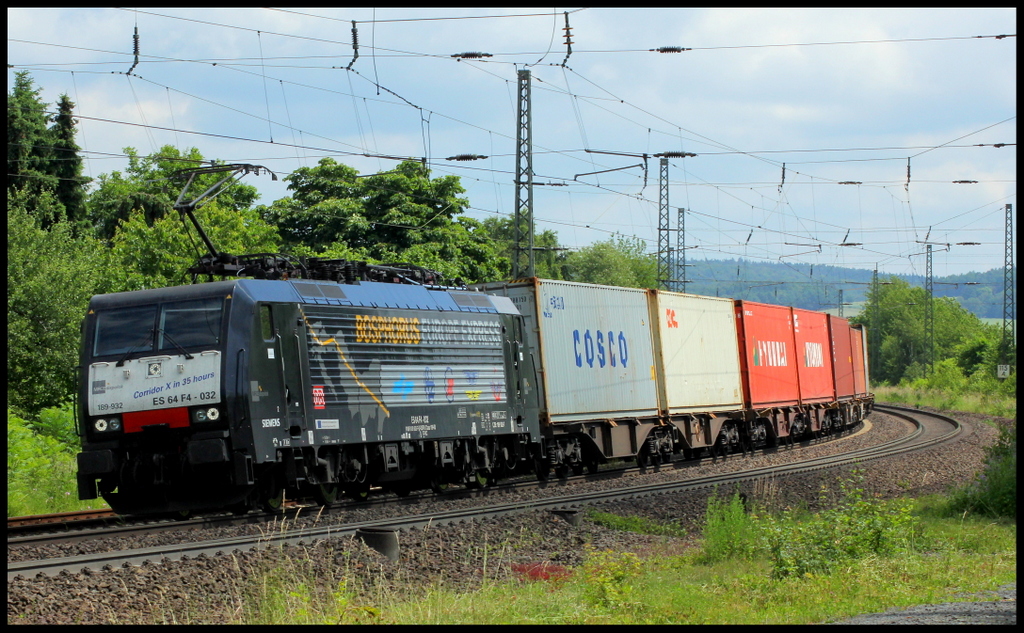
[534,459,551,482]
[585,457,601,474]
[467,470,492,489]
[313,483,339,507]
[571,463,585,476]
[257,471,285,513]
[261,488,284,513]
[636,449,654,468]
[430,475,450,494]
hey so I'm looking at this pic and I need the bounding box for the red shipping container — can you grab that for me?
[791,308,835,403]
[851,325,868,397]
[829,315,855,400]
[735,301,800,408]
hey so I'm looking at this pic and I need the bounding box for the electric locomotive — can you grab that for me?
[76,271,542,515]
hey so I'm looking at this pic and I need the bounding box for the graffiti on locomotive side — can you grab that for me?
[573,329,629,368]
[419,318,502,346]
[354,314,421,345]
[380,364,507,406]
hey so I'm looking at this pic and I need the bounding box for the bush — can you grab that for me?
[7,409,90,516]
[945,424,1016,519]
[697,490,760,564]
[581,547,643,609]
[757,472,917,579]
[29,402,79,446]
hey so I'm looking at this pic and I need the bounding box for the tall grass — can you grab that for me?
[943,423,1016,519]
[696,489,760,564]
[7,409,109,516]
[695,474,919,579]
[873,381,1016,419]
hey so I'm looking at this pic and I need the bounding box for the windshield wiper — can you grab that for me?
[115,328,156,367]
[157,329,195,360]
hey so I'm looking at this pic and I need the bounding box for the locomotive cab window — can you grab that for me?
[259,304,275,341]
[158,298,224,351]
[93,305,157,357]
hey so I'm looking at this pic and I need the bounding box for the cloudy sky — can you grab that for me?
[8,7,1016,278]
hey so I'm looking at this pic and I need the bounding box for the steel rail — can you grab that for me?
[7,509,118,531]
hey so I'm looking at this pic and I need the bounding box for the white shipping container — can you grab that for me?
[650,290,744,414]
[476,279,659,423]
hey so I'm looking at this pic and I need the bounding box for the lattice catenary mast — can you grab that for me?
[512,69,534,280]
[1001,203,1015,374]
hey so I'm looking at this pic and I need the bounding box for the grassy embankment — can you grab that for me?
[874,383,1016,419]
[229,392,1017,625]
[232,473,1014,624]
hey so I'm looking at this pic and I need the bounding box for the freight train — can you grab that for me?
[76,268,872,516]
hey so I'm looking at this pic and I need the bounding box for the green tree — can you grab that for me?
[110,201,281,292]
[7,189,112,414]
[49,94,90,225]
[478,216,566,280]
[562,235,657,288]
[259,158,505,283]
[8,70,60,224]
[258,157,362,250]
[7,72,92,229]
[853,276,994,384]
[87,145,261,241]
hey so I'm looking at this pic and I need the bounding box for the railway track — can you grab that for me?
[6,419,868,545]
[7,405,959,580]
[8,416,872,547]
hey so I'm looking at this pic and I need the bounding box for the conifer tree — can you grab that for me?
[7,71,59,221]
[49,94,90,225]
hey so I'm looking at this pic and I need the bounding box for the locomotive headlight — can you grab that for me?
[94,419,108,432]
[108,417,121,431]
[193,407,220,423]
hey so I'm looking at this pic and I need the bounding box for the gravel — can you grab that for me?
[8,408,1015,624]
[830,583,1015,625]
